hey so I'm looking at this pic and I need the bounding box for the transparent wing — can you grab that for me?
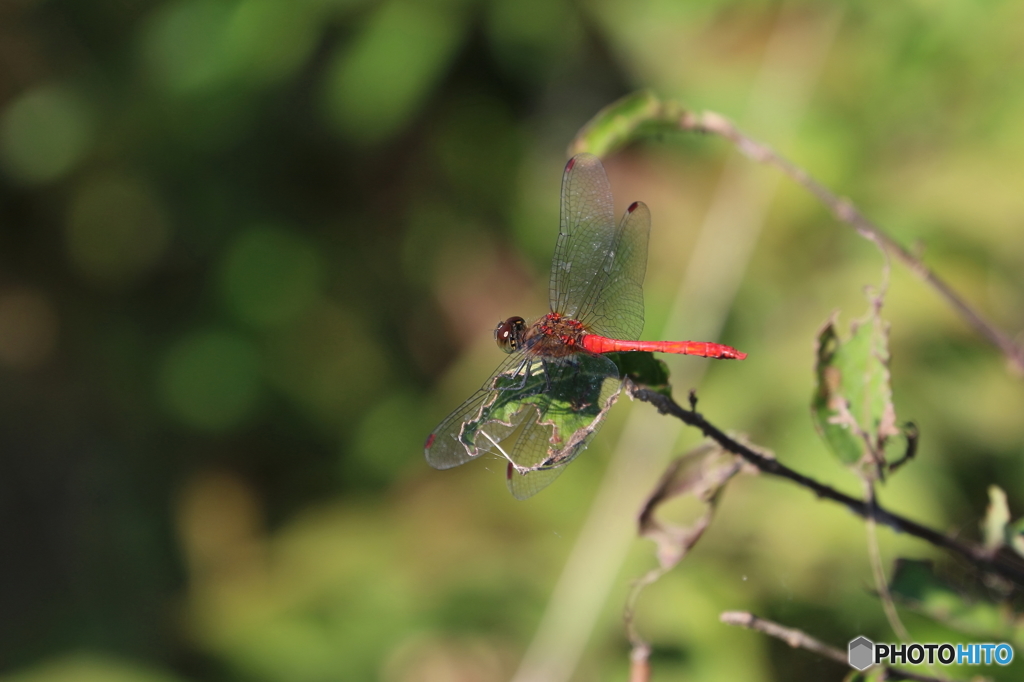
[579,201,649,340]
[505,457,565,501]
[550,154,615,322]
[424,352,537,470]
[425,350,623,499]
[549,154,650,341]
[503,353,622,499]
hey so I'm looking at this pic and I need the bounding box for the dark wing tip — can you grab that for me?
[565,153,602,174]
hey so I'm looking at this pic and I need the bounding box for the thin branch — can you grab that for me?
[628,385,1024,587]
[681,109,1024,377]
[720,611,953,682]
[721,610,847,663]
[862,478,913,643]
[571,92,1024,375]
[627,643,651,682]
[625,446,741,674]
[624,566,667,667]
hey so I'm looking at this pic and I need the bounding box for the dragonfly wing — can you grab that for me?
[506,459,566,501]
[424,353,539,470]
[550,154,616,322]
[577,200,649,340]
[550,154,649,341]
[426,338,623,498]
[502,353,622,499]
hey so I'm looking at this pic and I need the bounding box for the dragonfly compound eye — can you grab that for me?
[494,316,526,354]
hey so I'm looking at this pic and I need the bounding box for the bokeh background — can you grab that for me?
[1,0,1023,680]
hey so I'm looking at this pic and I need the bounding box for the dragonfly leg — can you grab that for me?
[497,357,532,392]
[541,360,554,393]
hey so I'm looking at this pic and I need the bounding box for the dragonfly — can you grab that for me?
[425,153,746,499]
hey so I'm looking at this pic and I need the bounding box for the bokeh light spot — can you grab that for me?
[141,0,235,94]
[176,469,264,582]
[159,329,261,431]
[221,225,324,327]
[323,0,466,142]
[0,652,191,682]
[0,85,95,184]
[223,0,318,85]
[349,391,425,482]
[0,289,58,370]
[66,172,170,287]
[266,302,390,428]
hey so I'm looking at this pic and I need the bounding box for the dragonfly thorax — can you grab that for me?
[520,312,589,358]
[494,316,526,354]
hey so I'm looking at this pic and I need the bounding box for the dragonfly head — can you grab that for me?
[494,316,526,354]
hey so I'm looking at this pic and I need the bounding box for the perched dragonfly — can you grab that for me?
[425,153,746,499]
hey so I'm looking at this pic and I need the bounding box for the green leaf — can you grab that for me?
[889,559,1020,642]
[984,485,1024,558]
[811,306,899,469]
[982,485,1011,554]
[1009,517,1024,559]
[457,354,619,471]
[567,90,686,158]
[607,351,672,397]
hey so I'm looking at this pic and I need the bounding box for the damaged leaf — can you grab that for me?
[811,305,901,471]
[638,444,742,570]
[608,351,672,398]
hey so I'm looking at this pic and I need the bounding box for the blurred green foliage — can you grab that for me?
[0,1,1022,681]
[0,84,96,184]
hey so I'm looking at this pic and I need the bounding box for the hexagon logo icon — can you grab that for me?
[848,636,874,671]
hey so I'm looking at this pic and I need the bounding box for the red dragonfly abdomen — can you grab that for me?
[581,334,747,360]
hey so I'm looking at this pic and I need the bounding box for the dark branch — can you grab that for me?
[721,611,952,682]
[630,385,1024,587]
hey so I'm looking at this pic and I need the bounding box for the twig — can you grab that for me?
[862,478,913,643]
[720,611,952,682]
[721,611,847,663]
[629,385,1024,587]
[628,644,651,682]
[681,109,1024,376]
[624,567,666,669]
[570,92,1024,375]
[625,445,741,672]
